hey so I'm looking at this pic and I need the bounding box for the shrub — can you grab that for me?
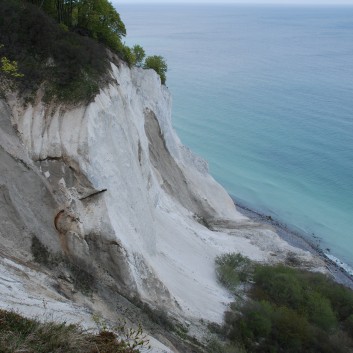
[132,45,145,67]
[303,272,353,321]
[0,54,23,78]
[215,253,253,290]
[215,253,353,352]
[119,44,136,67]
[306,292,337,330]
[236,301,273,342]
[144,55,167,84]
[271,306,311,351]
[253,265,303,308]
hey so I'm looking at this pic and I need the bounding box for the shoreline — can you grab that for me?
[231,196,353,290]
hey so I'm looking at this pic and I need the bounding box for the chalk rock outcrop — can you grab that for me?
[0,60,322,327]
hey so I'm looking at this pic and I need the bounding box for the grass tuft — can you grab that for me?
[0,309,146,353]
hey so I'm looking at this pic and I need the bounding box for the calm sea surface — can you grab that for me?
[119,5,353,269]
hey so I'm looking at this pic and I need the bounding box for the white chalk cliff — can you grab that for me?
[0,60,323,351]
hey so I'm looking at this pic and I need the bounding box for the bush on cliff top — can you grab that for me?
[215,253,353,353]
[0,0,168,103]
[144,55,168,85]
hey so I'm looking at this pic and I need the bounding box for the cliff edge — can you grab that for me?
[0,60,324,350]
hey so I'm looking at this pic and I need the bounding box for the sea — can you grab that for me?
[118,4,353,273]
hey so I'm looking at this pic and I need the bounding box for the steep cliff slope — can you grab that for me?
[0,60,323,339]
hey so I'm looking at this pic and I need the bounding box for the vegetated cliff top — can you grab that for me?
[0,0,131,103]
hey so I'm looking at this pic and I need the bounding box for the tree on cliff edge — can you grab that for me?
[24,0,126,53]
[144,55,168,85]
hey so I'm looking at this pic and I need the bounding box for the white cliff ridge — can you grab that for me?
[0,60,324,341]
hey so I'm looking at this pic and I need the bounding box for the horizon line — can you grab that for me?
[116,2,353,6]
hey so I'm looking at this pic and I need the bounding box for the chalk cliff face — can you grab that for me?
[0,60,322,330]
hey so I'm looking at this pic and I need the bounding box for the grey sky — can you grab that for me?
[115,0,353,4]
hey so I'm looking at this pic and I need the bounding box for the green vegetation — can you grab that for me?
[0,45,23,78]
[144,55,168,85]
[0,309,148,352]
[24,0,126,53]
[132,45,146,67]
[0,0,111,102]
[215,253,353,353]
[0,0,168,104]
[215,252,253,291]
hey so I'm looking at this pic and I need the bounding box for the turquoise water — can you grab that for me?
[119,5,353,268]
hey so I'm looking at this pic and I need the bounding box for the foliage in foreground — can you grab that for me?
[215,253,353,353]
[0,309,148,353]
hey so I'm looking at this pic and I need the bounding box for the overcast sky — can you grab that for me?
[115,0,353,5]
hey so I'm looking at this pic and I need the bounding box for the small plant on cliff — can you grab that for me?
[0,45,23,78]
[92,314,151,352]
[144,55,168,84]
[0,57,23,78]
